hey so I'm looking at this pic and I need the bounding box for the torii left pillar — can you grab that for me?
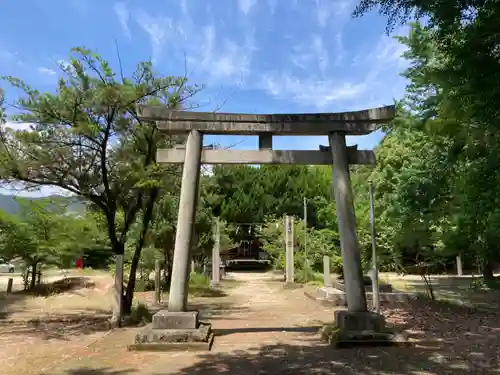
[168,129,203,312]
[131,129,215,351]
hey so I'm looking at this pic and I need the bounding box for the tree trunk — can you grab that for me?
[162,246,173,290]
[165,255,173,290]
[29,263,38,291]
[482,260,494,280]
[123,189,159,315]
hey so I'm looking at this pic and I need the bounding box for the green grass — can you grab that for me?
[188,272,227,297]
[380,274,500,310]
[295,268,324,285]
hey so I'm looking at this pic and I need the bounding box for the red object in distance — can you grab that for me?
[75,257,83,269]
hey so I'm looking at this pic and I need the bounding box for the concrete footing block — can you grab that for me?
[321,310,410,348]
[129,310,214,352]
[152,310,199,329]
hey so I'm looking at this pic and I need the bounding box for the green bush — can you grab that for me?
[470,277,500,291]
[189,272,211,288]
[295,267,323,284]
[135,278,155,292]
[128,302,152,325]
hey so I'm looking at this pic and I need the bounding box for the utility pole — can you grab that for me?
[369,182,381,314]
[303,197,308,281]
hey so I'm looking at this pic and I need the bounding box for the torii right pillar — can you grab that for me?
[329,132,367,312]
[328,132,403,346]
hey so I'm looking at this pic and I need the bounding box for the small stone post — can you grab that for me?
[167,130,203,312]
[191,260,195,273]
[323,256,332,287]
[155,259,161,305]
[6,278,13,293]
[285,215,295,285]
[211,218,221,287]
[456,255,463,276]
[329,132,368,312]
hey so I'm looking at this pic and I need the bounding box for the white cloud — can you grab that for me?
[131,8,256,84]
[114,2,131,39]
[37,66,56,76]
[267,0,278,14]
[187,25,256,84]
[334,33,345,66]
[0,49,23,66]
[180,0,188,14]
[238,0,258,15]
[136,11,172,63]
[260,72,367,108]
[292,34,329,73]
[264,27,409,110]
[357,28,409,85]
[315,0,354,28]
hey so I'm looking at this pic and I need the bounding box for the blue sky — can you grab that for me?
[0,0,409,196]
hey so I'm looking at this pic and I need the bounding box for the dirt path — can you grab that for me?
[10,271,499,375]
[43,272,337,375]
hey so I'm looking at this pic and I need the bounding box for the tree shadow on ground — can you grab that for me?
[189,287,227,298]
[382,297,500,343]
[167,340,498,375]
[0,309,112,340]
[213,326,321,336]
[0,277,97,320]
[53,368,136,375]
[165,298,500,374]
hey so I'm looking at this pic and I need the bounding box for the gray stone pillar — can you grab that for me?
[211,218,221,287]
[456,255,463,276]
[328,132,367,312]
[111,254,124,327]
[285,215,295,284]
[168,130,203,312]
[323,255,332,287]
[258,133,273,149]
[155,259,161,305]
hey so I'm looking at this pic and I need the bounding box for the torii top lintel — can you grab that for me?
[136,104,395,136]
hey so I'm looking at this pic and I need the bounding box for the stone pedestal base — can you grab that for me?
[128,310,214,352]
[321,310,408,348]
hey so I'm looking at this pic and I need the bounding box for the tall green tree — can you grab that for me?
[0,47,199,318]
[0,199,83,289]
[354,0,500,127]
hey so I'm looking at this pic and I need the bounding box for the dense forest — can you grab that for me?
[0,0,499,319]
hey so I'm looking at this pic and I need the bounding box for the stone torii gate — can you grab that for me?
[131,104,396,351]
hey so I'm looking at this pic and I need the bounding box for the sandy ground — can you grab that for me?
[40,272,500,375]
[0,271,499,374]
